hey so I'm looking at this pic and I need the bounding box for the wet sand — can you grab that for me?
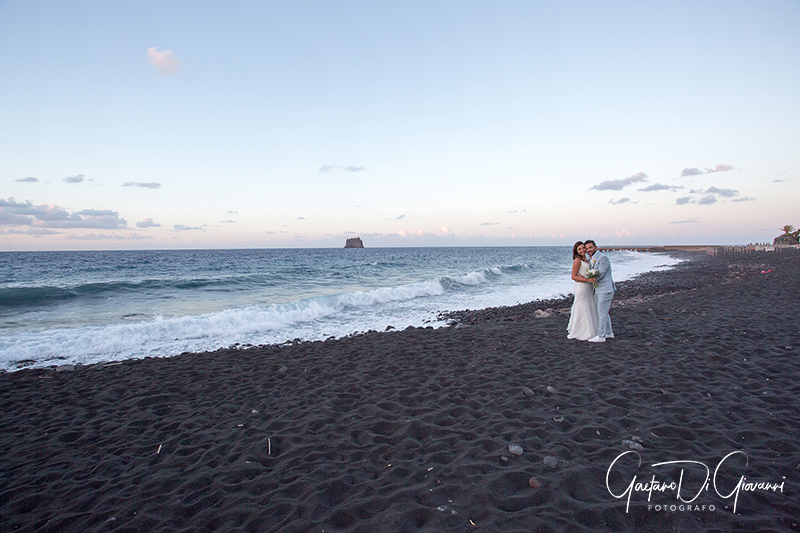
[1,250,798,532]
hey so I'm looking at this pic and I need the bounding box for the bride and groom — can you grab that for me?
[567,240,615,342]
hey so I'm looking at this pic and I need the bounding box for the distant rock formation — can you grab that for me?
[344,237,364,248]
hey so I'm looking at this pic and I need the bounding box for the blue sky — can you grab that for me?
[1,1,798,250]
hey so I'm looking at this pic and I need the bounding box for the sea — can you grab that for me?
[0,247,682,371]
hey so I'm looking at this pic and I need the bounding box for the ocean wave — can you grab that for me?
[0,277,451,370]
[0,286,77,307]
[0,275,284,307]
[440,266,508,289]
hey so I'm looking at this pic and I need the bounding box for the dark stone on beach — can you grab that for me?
[344,237,364,248]
[543,456,569,468]
[522,386,535,396]
[528,476,541,488]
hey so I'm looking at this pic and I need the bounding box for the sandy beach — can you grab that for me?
[1,250,798,532]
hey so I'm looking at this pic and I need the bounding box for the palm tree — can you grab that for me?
[780,224,795,235]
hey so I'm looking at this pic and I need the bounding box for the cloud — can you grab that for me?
[481,222,499,225]
[705,186,738,198]
[319,165,367,174]
[590,172,648,191]
[731,196,755,202]
[675,196,693,205]
[123,182,162,189]
[75,209,112,217]
[227,210,238,214]
[1,197,49,213]
[63,174,85,183]
[638,183,683,192]
[1,227,61,236]
[708,164,734,173]
[147,47,182,77]
[15,177,38,183]
[396,215,406,220]
[173,224,204,231]
[219,220,236,223]
[63,232,153,241]
[615,229,632,237]
[698,195,717,205]
[0,197,38,225]
[136,218,161,228]
[670,218,700,224]
[687,186,740,201]
[38,210,127,229]
[609,198,631,205]
[297,216,306,220]
[681,164,735,177]
[773,179,786,183]
[374,227,457,240]
[0,197,126,228]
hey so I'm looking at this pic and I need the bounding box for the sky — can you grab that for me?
[1,0,798,250]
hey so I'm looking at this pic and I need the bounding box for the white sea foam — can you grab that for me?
[450,271,489,286]
[0,278,449,369]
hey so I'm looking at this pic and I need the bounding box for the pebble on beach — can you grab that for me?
[543,456,569,469]
[622,439,644,450]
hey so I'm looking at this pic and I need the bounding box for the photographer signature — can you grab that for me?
[606,451,785,513]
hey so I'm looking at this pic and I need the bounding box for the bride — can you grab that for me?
[567,241,599,340]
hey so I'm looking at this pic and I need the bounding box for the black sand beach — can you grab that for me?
[1,251,798,532]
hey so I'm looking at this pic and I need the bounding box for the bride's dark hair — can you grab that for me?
[572,241,585,261]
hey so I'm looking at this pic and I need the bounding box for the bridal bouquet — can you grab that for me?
[585,269,599,288]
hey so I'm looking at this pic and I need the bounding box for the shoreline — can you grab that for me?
[0,247,684,373]
[1,250,798,531]
[437,249,717,326]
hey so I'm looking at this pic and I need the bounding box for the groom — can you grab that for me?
[584,240,615,343]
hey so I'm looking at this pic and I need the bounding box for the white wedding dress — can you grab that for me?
[567,261,600,340]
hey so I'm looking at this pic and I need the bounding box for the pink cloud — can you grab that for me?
[146,47,182,77]
[707,164,734,173]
